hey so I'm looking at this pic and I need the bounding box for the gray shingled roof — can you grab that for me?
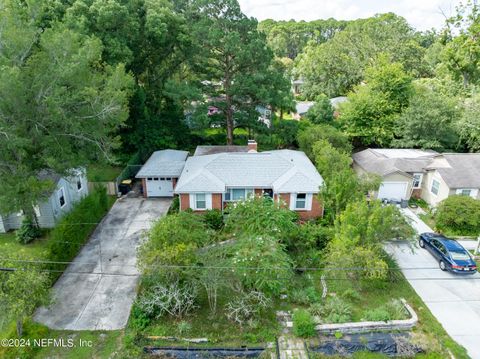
[136,150,189,178]
[428,153,480,188]
[353,148,437,176]
[175,150,323,193]
[194,145,249,156]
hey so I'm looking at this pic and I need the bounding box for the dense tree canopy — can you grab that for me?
[339,58,412,146]
[0,0,132,215]
[295,13,429,98]
[258,18,348,59]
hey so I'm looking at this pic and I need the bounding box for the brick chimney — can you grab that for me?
[247,139,258,153]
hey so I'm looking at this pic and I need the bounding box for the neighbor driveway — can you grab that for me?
[35,197,171,330]
[386,208,480,358]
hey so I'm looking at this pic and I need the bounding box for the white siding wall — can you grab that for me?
[421,170,450,207]
[0,216,6,233]
[0,170,89,232]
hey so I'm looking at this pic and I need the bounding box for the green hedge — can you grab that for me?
[46,188,109,280]
[435,195,480,236]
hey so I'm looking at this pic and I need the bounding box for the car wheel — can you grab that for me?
[419,238,425,248]
[439,260,447,271]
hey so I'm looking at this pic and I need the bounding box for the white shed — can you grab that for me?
[136,150,189,197]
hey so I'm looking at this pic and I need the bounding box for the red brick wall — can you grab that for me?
[172,178,178,189]
[254,189,263,196]
[212,194,222,210]
[276,193,323,220]
[180,194,190,210]
[296,196,323,220]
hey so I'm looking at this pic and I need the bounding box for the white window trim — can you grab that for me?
[189,193,212,211]
[289,193,313,211]
[224,188,254,202]
[58,187,67,208]
[412,173,423,189]
[456,188,478,198]
[430,179,440,196]
[77,178,83,192]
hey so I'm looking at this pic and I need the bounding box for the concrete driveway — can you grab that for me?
[386,208,480,358]
[35,197,171,331]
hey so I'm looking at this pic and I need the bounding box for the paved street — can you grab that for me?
[385,208,480,358]
[34,197,171,331]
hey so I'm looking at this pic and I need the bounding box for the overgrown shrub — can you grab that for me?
[318,296,352,324]
[361,299,407,322]
[341,288,361,302]
[290,223,333,268]
[224,197,298,241]
[229,235,293,296]
[291,286,321,305]
[225,291,270,326]
[203,209,224,230]
[137,281,198,319]
[47,188,109,278]
[129,302,151,331]
[137,211,211,280]
[435,195,480,235]
[168,196,180,215]
[292,309,316,338]
[16,217,41,244]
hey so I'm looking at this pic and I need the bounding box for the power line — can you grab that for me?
[0,256,467,272]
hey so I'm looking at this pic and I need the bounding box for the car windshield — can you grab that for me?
[450,251,471,261]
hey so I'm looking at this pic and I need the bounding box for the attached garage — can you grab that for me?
[136,150,189,198]
[378,181,409,201]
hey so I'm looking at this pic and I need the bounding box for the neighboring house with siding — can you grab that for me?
[352,149,480,207]
[353,149,437,202]
[421,153,480,206]
[174,141,324,220]
[0,169,89,233]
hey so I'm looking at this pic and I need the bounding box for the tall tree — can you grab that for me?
[63,0,194,158]
[186,0,292,145]
[296,13,428,98]
[0,1,132,216]
[458,92,480,152]
[393,85,460,151]
[339,58,412,146]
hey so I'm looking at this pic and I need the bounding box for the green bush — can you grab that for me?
[203,209,224,230]
[15,217,41,244]
[292,309,316,338]
[291,286,321,305]
[435,195,480,235]
[320,296,352,324]
[47,188,109,279]
[361,299,407,322]
[341,288,361,301]
[129,302,151,331]
[362,307,391,322]
[168,196,180,215]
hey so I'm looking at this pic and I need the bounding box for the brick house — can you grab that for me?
[174,141,324,220]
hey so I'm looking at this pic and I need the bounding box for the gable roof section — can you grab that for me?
[175,149,323,193]
[427,153,480,189]
[194,145,249,156]
[353,148,437,177]
[136,150,189,178]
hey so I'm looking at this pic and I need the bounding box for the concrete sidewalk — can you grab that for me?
[35,197,171,330]
[386,208,480,358]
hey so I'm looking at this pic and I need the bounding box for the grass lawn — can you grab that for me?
[87,164,123,182]
[0,321,124,359]
[0,232,49,260]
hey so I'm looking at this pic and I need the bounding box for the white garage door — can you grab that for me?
[146,177,174,197]
[378,182,408,201]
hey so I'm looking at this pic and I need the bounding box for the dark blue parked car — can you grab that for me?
[419,233,477,274]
